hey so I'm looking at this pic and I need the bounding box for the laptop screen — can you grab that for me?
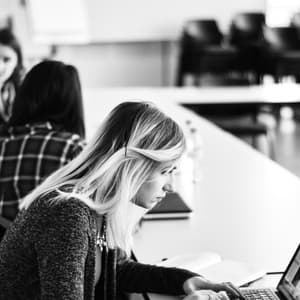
[278,244,300,300]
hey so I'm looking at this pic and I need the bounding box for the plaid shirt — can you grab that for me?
[0,122,85,221]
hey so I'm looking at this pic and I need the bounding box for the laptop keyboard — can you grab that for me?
[242,288,278,300]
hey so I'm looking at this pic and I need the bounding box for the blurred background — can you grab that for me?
[1,0,299,88]
[2,0,300,177]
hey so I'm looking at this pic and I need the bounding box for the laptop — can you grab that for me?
[241,244,300,300]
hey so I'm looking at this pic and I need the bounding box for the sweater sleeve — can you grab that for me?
[35,200,90,300]
[117,258,199,296]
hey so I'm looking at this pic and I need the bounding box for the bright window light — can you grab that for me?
[266,0,300,27]
[27,0,90,44]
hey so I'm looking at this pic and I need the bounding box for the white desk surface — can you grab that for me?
[83,88,300,298]
[84,83,300,105]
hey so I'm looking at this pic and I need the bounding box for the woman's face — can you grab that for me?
[135,161,178,209]
[0,44,18,85]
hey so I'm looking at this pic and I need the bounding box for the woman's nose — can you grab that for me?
[163,184,173,193]
[163,174,175,193]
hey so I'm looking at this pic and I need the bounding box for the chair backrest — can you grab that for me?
[263,26,300,50]
[229,12,265,45]
[182,19,223,49]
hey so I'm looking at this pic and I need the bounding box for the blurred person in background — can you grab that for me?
[0,60,86,240]
[0,28,24,124]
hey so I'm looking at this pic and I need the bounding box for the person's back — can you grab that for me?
[0,122,84,221]
[0,191,95,300]
[0,60,86,239]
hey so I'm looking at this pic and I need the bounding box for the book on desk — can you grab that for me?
[143,192,193,220]
[157,252,266,287]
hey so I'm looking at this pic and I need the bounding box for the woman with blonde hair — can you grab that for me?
[0,101,243,300]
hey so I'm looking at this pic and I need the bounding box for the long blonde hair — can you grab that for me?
[20,101,186,253]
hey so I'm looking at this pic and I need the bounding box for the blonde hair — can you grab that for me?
[20,101,185,253]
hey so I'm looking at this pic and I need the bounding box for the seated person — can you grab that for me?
[0,60,85,239]
[0,101,243,300]
[0,28,24,123]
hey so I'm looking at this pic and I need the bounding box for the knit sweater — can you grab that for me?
[0,195,198,300]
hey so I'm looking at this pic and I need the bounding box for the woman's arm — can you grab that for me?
[117,258,199,295]
[35,200,90,300]
[117,258,243,298]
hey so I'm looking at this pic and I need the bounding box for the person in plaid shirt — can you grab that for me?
[0,60,86,240]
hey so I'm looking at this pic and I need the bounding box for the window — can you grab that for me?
[27,0,89,44]
[266,0,300,27]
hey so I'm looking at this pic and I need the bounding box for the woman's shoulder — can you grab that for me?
[32,124,85,159]
[47,128,84,144]
[52,130,81,140]
[50,130,85,155]
[42,190,91,210]
[22,122,83,143]
[32,191,95,228]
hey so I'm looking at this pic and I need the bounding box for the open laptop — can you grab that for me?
[241,244,300,300]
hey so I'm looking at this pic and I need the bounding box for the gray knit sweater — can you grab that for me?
[0,195,198,300]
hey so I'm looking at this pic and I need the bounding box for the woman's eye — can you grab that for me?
[161,169,170,175]
[161,169,175,175]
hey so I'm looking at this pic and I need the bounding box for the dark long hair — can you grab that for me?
[0,28,24,88]
[10,60,86,138]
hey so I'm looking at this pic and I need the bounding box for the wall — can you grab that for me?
[0,0,265,87]
[84,0,265,42]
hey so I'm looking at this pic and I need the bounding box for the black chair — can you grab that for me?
[228,12,266,83]
[176,20,275,158]
[176,19,239,86]
[181,77,275,159]
[260,26,300,83]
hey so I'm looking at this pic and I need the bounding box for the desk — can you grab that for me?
[83,88,300,299]
[132,100,300,269]
[84,83,300,105]
[83,84,300,141]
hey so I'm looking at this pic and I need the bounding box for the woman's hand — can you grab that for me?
[183,276,244,299]
[183,290,230,300]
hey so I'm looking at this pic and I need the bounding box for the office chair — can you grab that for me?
[176,20,275,158]
[182,100,275,159]
[176,19,239,86]
[229,12,265,46]
[260,26,300,83]
[228,12,266,84]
